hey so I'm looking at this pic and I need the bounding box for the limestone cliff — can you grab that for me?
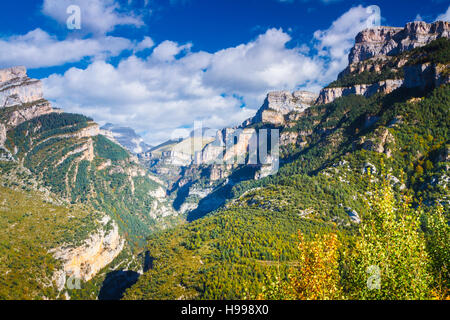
[349,21,449,64]
[317,79,403,104]
[0,67,60,135]
[0,66,44,108]
[317,21,450,104]
[244,91,318,126]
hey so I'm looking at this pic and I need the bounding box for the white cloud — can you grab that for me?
[313,5,375,80]
[134,36,155,52]
[203,28,322,106]
[435,5,450,22]
[42,0,144,35]
[0,29,132,69]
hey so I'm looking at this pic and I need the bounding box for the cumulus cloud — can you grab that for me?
[435,5,450,22]
[134,36,155,52]
[42,6,376,144]
[204,28,322,106]
[42,0,144,35]
[313,5,376,80]
[43,28,323,144]
[0,29,132,68]
[151,41,192,62]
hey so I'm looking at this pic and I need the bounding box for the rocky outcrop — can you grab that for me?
[317,21,450,104]
[280,131,299,146]
[403,63,450,89]
[209,164,233,181]
[317,79,403,104]
[0,67,60,134]
[245,91,318,126]
[345,207,361,224]
[74,123,100,139]
[0,66,44,108]
[3,101,56,128]
[51,216,124,290]
[349,21,449,65]
[360,127,395,158]
[56,140,94,165]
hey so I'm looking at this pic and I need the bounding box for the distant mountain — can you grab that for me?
[100,123,151,154]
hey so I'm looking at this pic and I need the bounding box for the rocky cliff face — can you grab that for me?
[0,67,60,149]
[317,21,450,104]
[349,21,449,64]
[0,66,58,128]
[51,216,124,290]
[403,62,450,89]
[0,66,44,108]
[317,79,404,104]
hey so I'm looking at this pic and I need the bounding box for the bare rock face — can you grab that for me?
[0,123,6,147]
[51,216,124,290]
[361,127,395,157]
[0,66,44,108]
[317,21,450,104]
[209,164,233,181]
[280,131,299,146]
[349,21,449,64]
[3,101,55,127]
[0,67,59,131]
[403,63,450,89]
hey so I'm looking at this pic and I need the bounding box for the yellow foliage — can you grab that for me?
[288,232,342,300]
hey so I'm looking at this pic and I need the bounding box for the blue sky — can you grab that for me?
[0,0,449,144]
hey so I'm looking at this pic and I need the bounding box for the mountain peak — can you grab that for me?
[244,90,318,126]
[100,123,151,154]
[349,21,450,64]
[0,66,44,108]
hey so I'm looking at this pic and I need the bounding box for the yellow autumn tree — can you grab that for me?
[288,232,343,300]
[424,205,450,299]
[256,232,343,300]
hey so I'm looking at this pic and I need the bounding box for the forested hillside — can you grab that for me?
[123,38,450,300]
[3,111,180,248]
